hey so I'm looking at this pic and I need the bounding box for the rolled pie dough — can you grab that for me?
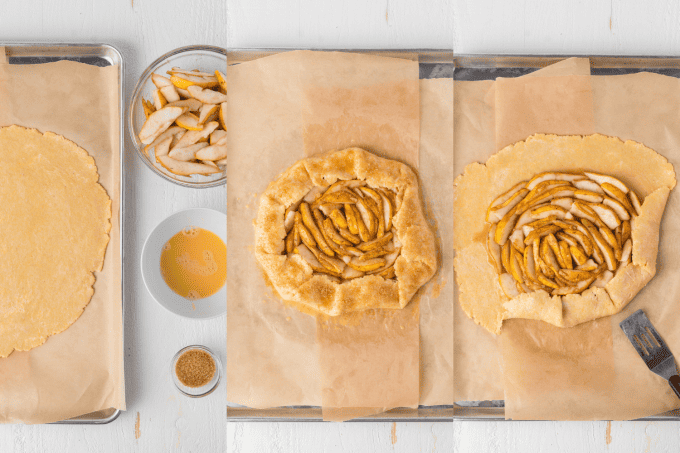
[254,148,437,316]
[0,126,112,357]
[454,134,676,334]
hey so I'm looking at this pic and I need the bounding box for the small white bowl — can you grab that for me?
[141,208,226,319]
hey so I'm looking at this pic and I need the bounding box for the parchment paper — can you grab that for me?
[227,51,453,416]
[0,56,124,424]
[454,57,680,420]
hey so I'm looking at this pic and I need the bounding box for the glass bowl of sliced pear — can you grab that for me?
[129,45,227,188]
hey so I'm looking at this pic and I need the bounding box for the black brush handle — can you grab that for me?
[670,375,680,399]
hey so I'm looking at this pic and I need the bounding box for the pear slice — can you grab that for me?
[499,273,521,298]
[530,205,569,220]
[168,68,215,77]
[170,74,219,90]
[570,201,600,225]
[523,224,561,246]
[168,142,208,161]
[318,253,346,274]
[160,85,180,103]
[620,239,632,262]
[540,237,562,275]
[357,232,393,252]
[166,98,203,111]
[142,99,156,118]
[551,197,574,210]
[195,144,227,161]
[537,273,559,290]
[345,204,359,235]
[584,171,629,193]
[153,136,173,161]
[322,218,353,247]
[546,234,565,268]
[295,244,331,274]
[576,259,598,272]
[592,270,614,288]
[601,182,635,212]
[629,190,642,216]
[573,179,605,194]
[487,188,529,223]
[187,85,228,104]
[523,245,537,282]
[559,240,573,269]
[144,126,183,152]
[152,73,173,88]
[219,102,227,130]
[573,190,604,203]
[152,89,167,110]
[175,121,219,148]
[495,209,519,246]
[157,156,221,176]
[509,228,525,253]
[299,203,334,256]
[347,256,386,272]
[175,112,203,131]
[284,210,296,233]
[210,130,227,145]
[139,106,187,145]
[328,209,348,230]
[569,244,588,266]
[342,265,365,280]
[561,229,594,256]
[526,171,583,190]
[583,219,617,271]
[196,104,219,125]
[215,70,227,94]
[552,277,595,296]
[589,203,621,229]
[490,181,527,209]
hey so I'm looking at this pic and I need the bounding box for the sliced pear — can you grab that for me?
[195,144,227,161]
[142,99,156,118]
[157,156,221,176]
[295,212,317,249]
[152,89,167,110]
[509,228,525,254]
[494,209,519,246]
[318,253,346,274]
[218,102,227,130]
[487,188,529,222]
[170,74,219,90]
[629,190,642,216]
[215,70,227,94]
[166,98,203,111]
[569,244,588,266]
[501,241,512,274]
[345,204,359,235]
[540,237,561,275]
[599,226,621,260]
[589,203,621,229]
[573,179,604,194]
[583,219,617,271]
[284,210,296,233]
[152,73,173,88]
[160,85,180,103]
[357,232,393,252]
[530,205,569,220]
[168,68,215,77]
[175,112,203,131]
[296,244,332,274]
[537,273,559,290]
[551,197,574,210]
[187,85,228,104]
[584,171,628,193]
[526,171,583,190]
[576,259,598,272]
[329,209,348,230]
[621,220,631,245]
[499,273,521,298]
[559,240,573,269]
[561,229,594,256]
[523,245,537,282]
[592,270,614,288]
[153,136,173,161]
[195,103,218,125]
[168,142,208,161]
[509,247,524,284]
[300,203,333,256]
[570,201,600,224]
[210,129,227,145]
[601,182,634,212]
[347,256,385,272]
[573,189,604,203]
[552,277,595,296]
[490,181,527,208]
[620,239,632,262]
[526,215,558,229]
[523,224,561,246]
[322,218,353,247]
[355,198,377,239]
[139,106,187,145]
[175,121,219,148]
[342,266,365,280]
[144,126,183,152]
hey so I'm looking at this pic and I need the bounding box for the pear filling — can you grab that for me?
[283,180,401,281]
[485,171,642,298]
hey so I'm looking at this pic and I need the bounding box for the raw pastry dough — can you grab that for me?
[454,134,676,334]
[255,148,437,316]
[0,126,112,357]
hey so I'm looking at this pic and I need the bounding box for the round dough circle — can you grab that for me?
[454,134,676,334]
[254,148,437,316]
[0,126,112,357]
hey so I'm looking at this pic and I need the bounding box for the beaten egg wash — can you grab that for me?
[160,227,226,299]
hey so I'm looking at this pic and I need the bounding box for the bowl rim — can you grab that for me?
[170,344,223,398]
[128,45,227,189]
[140,207,227,320]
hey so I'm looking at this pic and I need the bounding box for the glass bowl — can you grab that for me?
[170,345,222,397]
[128,45,227,188]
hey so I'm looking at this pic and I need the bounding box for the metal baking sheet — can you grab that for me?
[226,48,453,422]
[1,43,124,425]
[453,54,680,421]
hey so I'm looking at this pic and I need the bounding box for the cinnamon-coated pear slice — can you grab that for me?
[295,212,317,249]
[629,190,642,216]
[526,171,584,190]
[569,245,588,266]
[347,257,386,272]
[559,240,573,269]
[345,203,360,235]
[284,210,296,233]
[357,232,393,252]
[487,188,529,223]
[322,218,353,247]
[329,209,348,230]
[300,203,334,256]
[499,273,521,298]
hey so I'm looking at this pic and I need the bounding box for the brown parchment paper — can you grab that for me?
[453,59,593,402]
[0,57,124,423]
[227,51,453,416]
[454,56,680,419]
[301,54,420,421]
